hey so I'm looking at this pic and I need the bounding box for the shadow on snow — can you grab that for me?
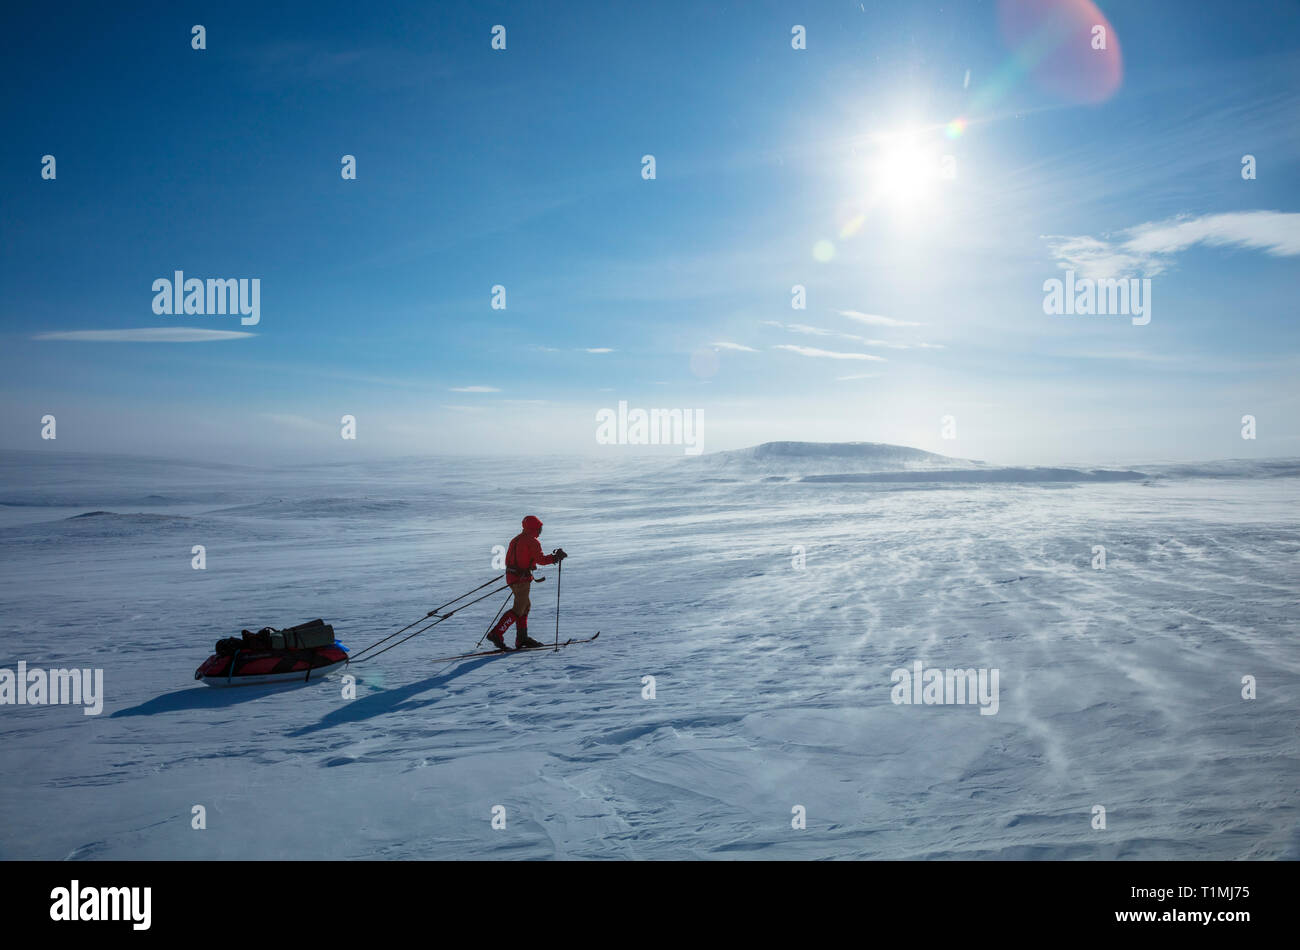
[288,655,505,736]
[109,653,511,722]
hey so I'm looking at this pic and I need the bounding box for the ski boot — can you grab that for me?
[515,630,545,649]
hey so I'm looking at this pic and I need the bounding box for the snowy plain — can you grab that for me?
[0,445,1296,860]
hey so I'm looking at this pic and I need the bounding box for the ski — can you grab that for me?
[429,631,600,664]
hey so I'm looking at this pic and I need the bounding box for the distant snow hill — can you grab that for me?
[689,441,1149,483]
[698,441,976,471]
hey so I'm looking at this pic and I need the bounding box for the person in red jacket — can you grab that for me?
[488,515,567,650]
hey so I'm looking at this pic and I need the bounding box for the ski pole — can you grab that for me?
[471,589,514,653]
[554,560,562,652]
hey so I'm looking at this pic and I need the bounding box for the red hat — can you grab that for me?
[522,515,542,536]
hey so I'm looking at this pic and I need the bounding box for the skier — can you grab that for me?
[488,515,567,650]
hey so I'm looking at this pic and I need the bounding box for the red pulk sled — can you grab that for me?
[194,619,349,687]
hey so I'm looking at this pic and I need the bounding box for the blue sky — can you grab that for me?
[2,0,1298,464]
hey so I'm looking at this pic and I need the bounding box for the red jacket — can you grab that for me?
[506,517,555,583]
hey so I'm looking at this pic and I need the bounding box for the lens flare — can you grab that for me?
[839,213,866,239]
[995,0,1123,105]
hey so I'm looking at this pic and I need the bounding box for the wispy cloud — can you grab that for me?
[764,320,832,336]
[584,347,614,354]
[1046,211,1300,278]
[767,320,940,350]
[836,310,921,328]
[33,328,255,343]
[793,323,833,336]
[710,341,757,351]
[836,373,880,380]
[1045,235,1151,279]
[1127,211,1300,257]
[841,334,944,350]
[774,345,886,361]
[449,385,500,393]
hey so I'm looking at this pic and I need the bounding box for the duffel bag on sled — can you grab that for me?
[215,618,336,654]
[266,618,336,650]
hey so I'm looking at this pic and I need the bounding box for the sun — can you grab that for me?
[874,141,936,203]
[861,128,950,225]
[837,119,962,240]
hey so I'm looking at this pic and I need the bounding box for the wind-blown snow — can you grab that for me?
[0,447,1296,859]
[692,440,981,475]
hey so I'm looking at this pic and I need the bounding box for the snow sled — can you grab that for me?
[194,619,349,687]
[194,643,348,687]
